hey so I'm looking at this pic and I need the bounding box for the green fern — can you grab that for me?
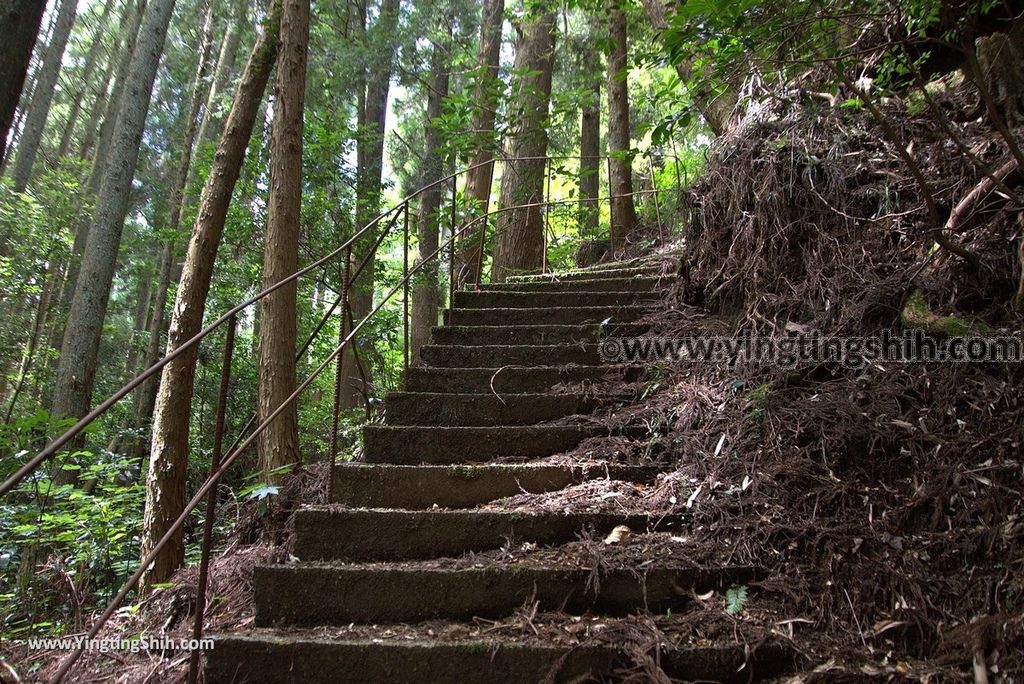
[725,586,748,615]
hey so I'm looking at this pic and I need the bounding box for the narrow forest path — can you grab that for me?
[206,259,796,683]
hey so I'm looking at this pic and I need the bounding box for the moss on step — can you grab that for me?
[901,290,995,336]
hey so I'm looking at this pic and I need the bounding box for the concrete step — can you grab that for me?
[453,289,660,310]
[330,463,662,508]
[507,262,670,282]
[447,305,652,326]
[292,509,674,561]
[208,633,796,684]
[254,564,761,625]
[383,392,602,426]
[476,275,673,293]
[430,323,648,346]
[362,424,642,464]
[404,365,640,394]
[420,344,600,368]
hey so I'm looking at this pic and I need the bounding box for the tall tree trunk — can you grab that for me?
[124,269,154,376]
[52,0,144,356]
[196,0,245,149]
[607,0,637,252]
[638,0,736,136]
[10,0,78,192]
[56,0,117,158]
[86,0,147,195]
[3,262,58,422]
[257,0,308,474]
[131,242,172,439]
[5,5,57,166]
[0,0,46,170]
[132,4,215,452]
[579,52,601,239]
[140,0,281,591]
[339,0,399,409]
[411,28,452,364]
[454,0,504,288]
[51,0,178,453]
[490,11,556,282]
[78,1,134,161]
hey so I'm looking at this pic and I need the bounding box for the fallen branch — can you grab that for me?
[944,158,1018,236]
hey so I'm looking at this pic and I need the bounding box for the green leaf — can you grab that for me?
[725,585,748,615]
[238,483,279,501]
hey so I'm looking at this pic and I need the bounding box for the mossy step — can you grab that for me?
[446,305,652,326]
[476,275,673,292]
[453,289,661,309]
[330,463,662,508]
[420,344,602,368]
[254,564,762,625]
[292,509,676,561]
[403,365,641,394]
[383,392,602,426]
[507,262,670,282]
[429,322,649,346]
[207,633,796,684]
[362,424,647,464]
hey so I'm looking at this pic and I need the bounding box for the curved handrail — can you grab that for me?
[10,151,682,682]
[0,152,675,496]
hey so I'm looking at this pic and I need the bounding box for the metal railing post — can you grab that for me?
[649,155,664,244]
[448,177,456,324]
[327,245,351,503]
[474,213,488,285]
[606,155,614,244]
[403,204,410,376]
[543,157,552,273]
[187,314,236,684]
[473,158,495,285]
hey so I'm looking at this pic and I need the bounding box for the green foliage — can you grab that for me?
[725,585,749,615]
[0,411,143,637]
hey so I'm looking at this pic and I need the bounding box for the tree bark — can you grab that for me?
[196,0,246,149]
[5,4,57,165]
[86,0,147,195]
[9,0,77,192]
[339,0,399,409]
[141,0,281,591]
[490,11,556,282]
[133,4,215,449]
[56,0,117,158]
[257,0,308,474]
[78,2,133,161]
[51,0,178,440]
[607,0,637,252]
[411,29,452,364]
[579,50,600,239]
[454,0,504,287]
[131,242,173,436]
[124,268,154,376]
[57,0,145,336]
[0,0,46,170]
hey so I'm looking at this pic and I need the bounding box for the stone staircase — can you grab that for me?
[207,259,795,683]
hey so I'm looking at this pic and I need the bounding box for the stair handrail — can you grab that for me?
[5,150,684,683]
